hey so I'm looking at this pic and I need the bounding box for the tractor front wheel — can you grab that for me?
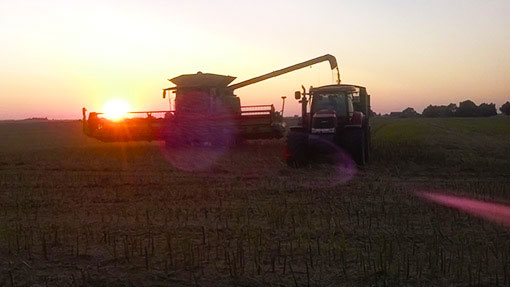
[285,129,309,168]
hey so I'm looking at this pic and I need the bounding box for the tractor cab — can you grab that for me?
[295,84,370,132]
[309,88,353,134]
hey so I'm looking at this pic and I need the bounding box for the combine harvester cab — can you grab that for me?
[83,54,340,147]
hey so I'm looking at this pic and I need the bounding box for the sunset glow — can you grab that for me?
[0,0,508,119]
[102,99,131,120]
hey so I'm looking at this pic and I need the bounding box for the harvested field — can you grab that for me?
[0,117,509,286]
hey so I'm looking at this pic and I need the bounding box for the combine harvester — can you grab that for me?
[82,55,340,146]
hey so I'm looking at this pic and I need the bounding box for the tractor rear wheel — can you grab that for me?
[344,128,366,165]
[286,129,309,168]
[364,126,371,163]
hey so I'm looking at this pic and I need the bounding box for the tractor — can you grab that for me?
[284,83,371,166]
[82,55,341,147]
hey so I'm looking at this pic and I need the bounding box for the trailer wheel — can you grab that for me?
[286,129,309,168]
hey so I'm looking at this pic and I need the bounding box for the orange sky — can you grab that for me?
[1,0,509,119]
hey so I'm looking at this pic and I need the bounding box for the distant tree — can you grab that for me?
[422,104,456,117]
[424,101,496,117]
[447,103,457,115]
[422,105,439,117]
[500,102,510,115]
[401,107,420,118]
[455,100,479,117]
[478,103,497,117]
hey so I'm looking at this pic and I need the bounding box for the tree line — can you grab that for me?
[384,100,510,118]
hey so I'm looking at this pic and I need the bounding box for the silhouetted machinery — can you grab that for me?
[285,83,371,166]
[82,55,340,147]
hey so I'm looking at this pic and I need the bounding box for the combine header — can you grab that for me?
[82,55,340,147]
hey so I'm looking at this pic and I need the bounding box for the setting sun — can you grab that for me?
[102,99,131,120]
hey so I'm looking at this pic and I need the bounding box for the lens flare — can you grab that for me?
[282,135,358,189]
[158,100,234,172]
[416,191,510,227]
[102,99,131,121]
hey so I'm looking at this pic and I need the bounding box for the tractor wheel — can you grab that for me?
[364,126,371,163]
[286,129,309,168]
[344,128,366,166]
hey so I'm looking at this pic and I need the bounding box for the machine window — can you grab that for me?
[313,94,347,117]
